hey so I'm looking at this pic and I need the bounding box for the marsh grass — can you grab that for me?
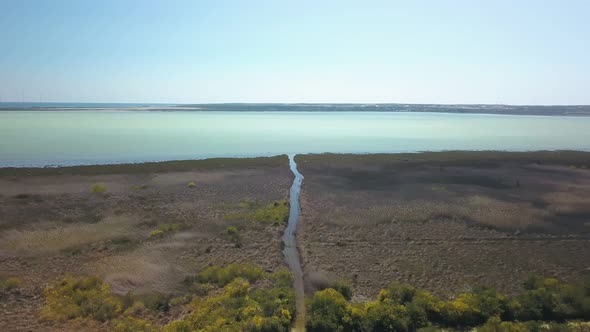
[0,216,137,254]
[333,195,548,232]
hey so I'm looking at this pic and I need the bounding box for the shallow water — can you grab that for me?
[283,155,305,330]
[1,111,590,167]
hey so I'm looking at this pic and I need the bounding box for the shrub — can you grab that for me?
[306,288,351,332]
[187,181,196,188]
[364,301,410,332]
[332,280,353,301]
[196,264,264,286]
[225,226,238,235]
[91,183,107,194]
[269,268,294,288]
[249,200,289,225]
[149,229,165,237]
[40,276,122,322]
[225,200,290,225]
[0,276,22,298]
[163,265,294,332]
[378,282,417,304]
[113,316,155,332]
[137,292,171,312]
[150,223,183,237]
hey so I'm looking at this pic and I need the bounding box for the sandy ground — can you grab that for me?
[296,152,590,301]
[0,156,292,331]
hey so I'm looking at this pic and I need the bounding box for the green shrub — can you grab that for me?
[305,276,590,331]
[225,200,290,225]
[149,229,165,237]
[196,263,264,286]
[225,226,238,235]
[150,223,183,237]
[91,183,107,194]
[163,265,294,332]
[333,280,353,301]
[137,292,171,312]
[187,181,196,188]
[249,200,289,224]
[113,316,155,332]
[0,276,22,298]
[306,288,358,332]
[40,276,122,322]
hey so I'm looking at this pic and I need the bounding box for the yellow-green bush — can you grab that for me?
[40,276,122,322]
[113,316,155,332]
[91,183,107,194]
[164,268,295,332]
[150,223,183,237]
[249,200,289,224]
[225,226,238,235]
[196,263,264,286]
[187,181,196,188]
[305,277,590,332]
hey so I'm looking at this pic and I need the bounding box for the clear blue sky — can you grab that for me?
[1,0,588,104]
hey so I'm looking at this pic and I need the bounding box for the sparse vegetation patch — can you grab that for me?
[225,199,289,225]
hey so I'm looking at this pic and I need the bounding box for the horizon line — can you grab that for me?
[2,101,590,107]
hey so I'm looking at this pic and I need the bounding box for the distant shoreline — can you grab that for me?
[3,150,590,173]
[1,103,590,116]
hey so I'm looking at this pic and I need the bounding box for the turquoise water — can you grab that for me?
[1,111,590,167]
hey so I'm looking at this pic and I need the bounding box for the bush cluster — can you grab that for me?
[40,275,154,328]
[164,266,295,332]
[306,277,590,332]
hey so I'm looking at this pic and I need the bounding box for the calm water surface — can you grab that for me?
[1,111,590,167]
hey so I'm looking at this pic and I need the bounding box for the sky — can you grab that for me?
[0,0,589,105]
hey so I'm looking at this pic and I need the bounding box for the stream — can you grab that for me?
[283,154,305,330]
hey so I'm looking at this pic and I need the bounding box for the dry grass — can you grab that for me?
[297,152,590,298]
[0,215,139,255]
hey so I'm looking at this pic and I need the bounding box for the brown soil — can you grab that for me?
[296,151,590,301]
[0,155,292,331]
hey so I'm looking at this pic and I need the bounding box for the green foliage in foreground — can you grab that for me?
[225,200,289,225]
[306,277,590,332]
[40,276,123,322]
[164,275,294,332]
[40,265,295,331]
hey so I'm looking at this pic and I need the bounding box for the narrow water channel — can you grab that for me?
[283,154,305,330]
